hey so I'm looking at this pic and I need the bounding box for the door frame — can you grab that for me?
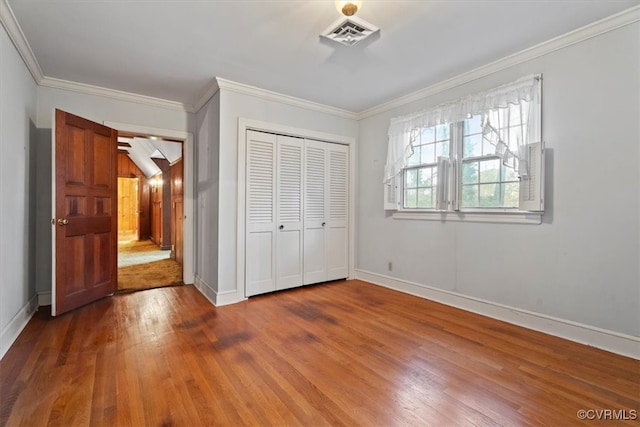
[104,121,195,285]
[236,118,356,301]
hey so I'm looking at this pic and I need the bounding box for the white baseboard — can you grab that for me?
[0,294,38,361]
[193,275,244,307]
[355,269,640,360]
[37,291,51,306]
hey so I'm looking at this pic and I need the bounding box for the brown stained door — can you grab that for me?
[52,109,118,316]
[117,177,139,241]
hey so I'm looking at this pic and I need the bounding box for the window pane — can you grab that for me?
[418,168,432,187]
[503,165,519,182]
[435,140,450,158]
[463,134,482,158]
[405,169,417,187]
[461,185,478,207]
[503,182,519,207]
[420,143,435,165]
[482,136,495,156]
[421,126,435,143]
[479,159,500,183]
[464,115,482,135]
[461,161,478,184]
[479,183,499,207]
[407,146,420,166]
[417,188,433,208]
[436,124,450,141]
[405,189,417,208]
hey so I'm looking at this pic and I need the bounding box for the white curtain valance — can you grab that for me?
[384,74,541,183]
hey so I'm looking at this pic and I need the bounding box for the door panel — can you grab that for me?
[303,140,327,284]
[326,144,349,281]
[53,109,118,316]
[276,136,303,290]
[246,131,277,296]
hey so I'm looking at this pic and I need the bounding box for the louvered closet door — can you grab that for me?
[303,140,328,285]
[326,143,349,281]
[276,136,304,290]
[246,131,277,297]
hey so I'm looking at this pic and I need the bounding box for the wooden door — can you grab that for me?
[138,176,150,239]
[117,177,139,240]
[171,159,184,265]
[151,175,163,246]
[53,109,118,316]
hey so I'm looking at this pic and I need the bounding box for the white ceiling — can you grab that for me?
[6,0,639,113]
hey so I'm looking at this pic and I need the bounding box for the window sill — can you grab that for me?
[392,210,543,224]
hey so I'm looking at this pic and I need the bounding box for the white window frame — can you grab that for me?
[389,121,544,225]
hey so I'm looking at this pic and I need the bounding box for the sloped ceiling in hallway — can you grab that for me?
[119,137,182,179]
[5,0,640,112]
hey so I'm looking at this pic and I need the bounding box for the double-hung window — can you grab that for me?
[403,125,450,209]
[384,75,544,222]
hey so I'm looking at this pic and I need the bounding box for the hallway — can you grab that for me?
[117,240,182,292]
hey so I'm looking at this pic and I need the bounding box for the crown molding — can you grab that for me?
[0,0,43,83]
[40,76,192,112]
[358,5,640,119]
[216,78,359,121]
[193,79,220,112]
[3,0,638,121]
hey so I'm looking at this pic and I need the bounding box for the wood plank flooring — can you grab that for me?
[1,280,638,426]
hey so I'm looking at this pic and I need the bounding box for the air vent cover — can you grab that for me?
[321,16,379,46]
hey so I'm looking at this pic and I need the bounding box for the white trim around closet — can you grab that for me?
[236,118,357,301]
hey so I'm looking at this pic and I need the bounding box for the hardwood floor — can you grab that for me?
[1,280,638,426]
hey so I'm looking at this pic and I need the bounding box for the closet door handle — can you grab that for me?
[322,222,326,227]
[279,225,284,230]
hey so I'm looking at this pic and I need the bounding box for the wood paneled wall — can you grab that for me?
[150,173,163,247]
[117,152,143,177]
[171,159,184,265]
[150,158,172,250]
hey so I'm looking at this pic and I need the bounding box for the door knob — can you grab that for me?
[57,218,69,226]
[322,222,326,226]
[279,225,284,230]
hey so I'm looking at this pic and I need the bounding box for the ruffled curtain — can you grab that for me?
[384,74,541,183]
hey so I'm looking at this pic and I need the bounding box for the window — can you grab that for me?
[459,114,522,209]
[403,125,450,209]
[384,74,544,221]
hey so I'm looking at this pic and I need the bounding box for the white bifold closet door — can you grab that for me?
[246,130,277,296]
[275,135,304,290]
[246,130,347,297]
[303,140,349,284]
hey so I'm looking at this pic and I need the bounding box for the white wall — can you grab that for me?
[194,87,359,304]
[37,86,194,130]
[194,92,220,301]
[357,23,640,339]
[0,23,38,359]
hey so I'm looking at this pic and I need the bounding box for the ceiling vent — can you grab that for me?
[321,16,379,46]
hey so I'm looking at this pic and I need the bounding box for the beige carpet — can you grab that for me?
[118,240,183,291]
